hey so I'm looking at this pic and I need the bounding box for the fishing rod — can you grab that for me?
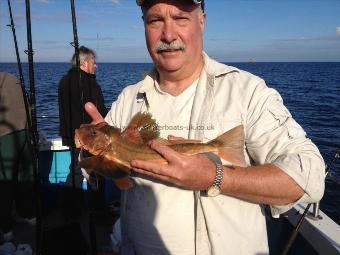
[7,0,25,88]
[70,0,80,78]
[24,0,43,254]
[6,0,30,129]
[69,0,81,190]
[7,0,42,254]
[70,1,97,254]
[25,0,38,136]
[69,0,80,185]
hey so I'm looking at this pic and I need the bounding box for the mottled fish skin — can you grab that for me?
[75,112,246,179]
[105,137,218,166]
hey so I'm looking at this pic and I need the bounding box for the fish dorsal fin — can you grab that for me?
[121,112,159,144]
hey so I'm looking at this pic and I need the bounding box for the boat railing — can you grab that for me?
[280,144,340,255]
[37,115,59,119]
[311,146,340,222]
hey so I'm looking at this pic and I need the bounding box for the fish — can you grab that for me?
[75,112,247,180]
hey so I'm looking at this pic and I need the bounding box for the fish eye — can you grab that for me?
[92,131,97,135]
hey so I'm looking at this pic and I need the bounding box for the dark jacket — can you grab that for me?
[58,68,107,147]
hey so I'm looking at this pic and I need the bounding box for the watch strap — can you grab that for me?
[213,163,224,189]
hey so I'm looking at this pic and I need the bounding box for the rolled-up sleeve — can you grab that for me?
[245,80,325,215]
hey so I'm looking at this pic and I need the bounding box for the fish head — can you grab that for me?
[75,122,119,155]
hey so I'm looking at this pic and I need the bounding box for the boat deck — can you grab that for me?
[10,185,120,255]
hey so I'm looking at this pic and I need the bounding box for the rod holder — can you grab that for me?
[312,202,320,218]
[307,202,322,220]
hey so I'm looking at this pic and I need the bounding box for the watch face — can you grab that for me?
[207,185,220,197]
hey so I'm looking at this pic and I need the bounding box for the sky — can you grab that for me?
[0,0,340,63]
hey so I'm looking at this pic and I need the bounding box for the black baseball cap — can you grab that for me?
[136,0,205,12]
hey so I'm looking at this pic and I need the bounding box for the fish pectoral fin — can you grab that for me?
[79,155,129,179]
[114,177,135,190]
[209,125,247,167]
[120,126,144,145]
[121,112,159,144]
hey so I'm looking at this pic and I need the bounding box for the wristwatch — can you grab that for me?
[206,163,224,197]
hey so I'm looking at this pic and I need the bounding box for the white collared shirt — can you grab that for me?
[105,52,325,255]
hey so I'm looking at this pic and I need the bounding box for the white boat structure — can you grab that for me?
[284,203,340,254]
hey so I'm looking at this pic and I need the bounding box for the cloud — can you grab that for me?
[32,14,70,22]
[336,27,340,36]
[34,0,50,3]
[0,11,23,21]
[35,40,61,45]
[277,35,340,42]
[80,36,114,41]
[206,37,244,43]
[129,24,144,30]
[92,0,120,5]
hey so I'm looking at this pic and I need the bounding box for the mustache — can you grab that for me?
[155,41,186,52]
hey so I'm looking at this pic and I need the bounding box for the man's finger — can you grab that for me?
[148,140,183,163]
[131,160,170,177]
[168,135,201,143]
[168,135,184,141]
[133,166,172,183]
[85,102,104,124]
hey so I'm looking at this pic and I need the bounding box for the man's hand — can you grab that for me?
[75,102,104,148]
[85,102,105,124]
[131,139,216,190]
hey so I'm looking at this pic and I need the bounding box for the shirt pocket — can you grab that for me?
[203,112,243,142]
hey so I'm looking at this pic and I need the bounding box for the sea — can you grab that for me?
[1,62,339,225]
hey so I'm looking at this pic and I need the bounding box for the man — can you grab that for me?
[58,46,108,219]
[85,0,325,254]
[0,72,35,242]
[58,46,107,189]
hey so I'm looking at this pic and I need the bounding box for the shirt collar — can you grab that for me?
[138,51,239,93]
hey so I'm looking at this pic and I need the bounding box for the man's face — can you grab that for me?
[81,54,97,74]
[143,0,205,74]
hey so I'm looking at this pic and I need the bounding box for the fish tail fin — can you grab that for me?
[207,125,247,167]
